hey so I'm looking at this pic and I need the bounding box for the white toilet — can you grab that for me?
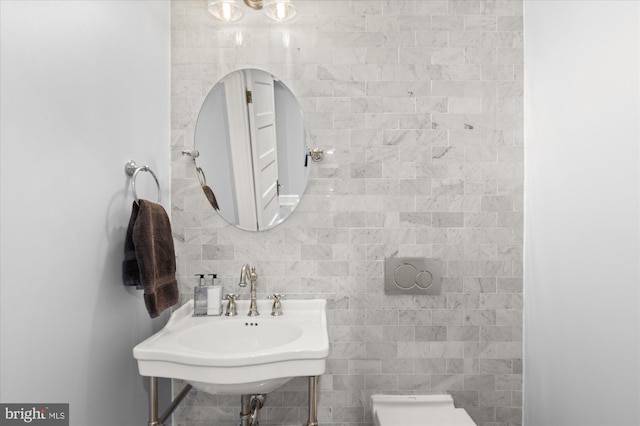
[371,394,477,426]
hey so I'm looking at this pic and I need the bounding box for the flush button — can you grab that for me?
[385,257,441,295]
[394,264,418,289]
[416,271,433,289]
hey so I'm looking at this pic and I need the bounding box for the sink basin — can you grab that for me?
[133,299,329,395]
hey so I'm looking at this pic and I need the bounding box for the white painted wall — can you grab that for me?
[0,2,171,425]
[524,2,640,425]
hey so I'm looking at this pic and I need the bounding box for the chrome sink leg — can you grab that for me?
[306,376,319,426]
[147,376,192,426]
[149,377,160,426]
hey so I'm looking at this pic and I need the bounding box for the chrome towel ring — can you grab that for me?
[125,160,161,205]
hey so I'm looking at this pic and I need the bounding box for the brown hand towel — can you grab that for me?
[123,201,141,288]
[123,200,178,318]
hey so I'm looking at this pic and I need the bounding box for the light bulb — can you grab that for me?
[207,0,243,22]
[222,2,231,21]
[263,0,296,23]
[276,2,285,21]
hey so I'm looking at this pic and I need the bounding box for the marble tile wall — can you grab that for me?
[170,1,524,425]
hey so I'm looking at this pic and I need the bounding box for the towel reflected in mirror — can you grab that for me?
[197,166,219,211]
[202,185,219,210]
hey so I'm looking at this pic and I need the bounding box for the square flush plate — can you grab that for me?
[384,257,442,295]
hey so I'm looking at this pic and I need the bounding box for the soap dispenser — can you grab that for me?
[206,274,222,316]
[193,274,208,316]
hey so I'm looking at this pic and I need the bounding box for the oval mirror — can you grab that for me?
[194,68,310,231]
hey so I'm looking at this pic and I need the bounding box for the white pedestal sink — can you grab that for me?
[133,298,329,395]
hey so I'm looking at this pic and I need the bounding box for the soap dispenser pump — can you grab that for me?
[193,274,208,316]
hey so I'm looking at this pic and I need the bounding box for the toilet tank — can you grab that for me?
[371,394,477,426]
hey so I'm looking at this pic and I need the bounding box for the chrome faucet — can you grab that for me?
[238,264,259,316]
[238,264,250,287]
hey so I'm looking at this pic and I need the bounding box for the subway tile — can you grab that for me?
[432,374,465,391]
[479,390,512,407]
[465,342,497,359]
[366,47,399,64]
[351,325,382,342]
[465,16,497,32]
[496,342,523,359]
[431,341,465,358]
[432,309,464,326]
[446,358,477,376]
[330,342,367,359]
[333,374,364,391]
[479,359,513,374]
[381,358,414,374]
[350,1,382,15]
[481,0,519,16]
[399,309,432,326]
[348,359,381,375]
[366,16,399,33]
[466,406,497,423]
[415,358,448,374]
[416,32,449,48]
[496,374,523,391]
[416,1,449,15]
[432,212,465,227]
[331,406,365,423]
[464,277,497,293]
[365,374,398,390]
[497,407,523,424]
[398,374,432,391]
[416,325,448,341]
[333,16,366,32]
[367,341,399,358]
[431,48,466,64]
[432,16,465,31]
[382,0,416,16]
[482,64,516,80]
[464,374,496,391]
[465,310,497,326]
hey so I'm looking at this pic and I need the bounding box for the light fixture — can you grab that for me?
[208,0,296,23]
[262,0,296,22]
[207,0,243,22]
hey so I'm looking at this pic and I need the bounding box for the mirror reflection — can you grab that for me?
[194,69,309,231]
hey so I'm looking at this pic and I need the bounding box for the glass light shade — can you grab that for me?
[263,0,296,22]
[207,0,243,22]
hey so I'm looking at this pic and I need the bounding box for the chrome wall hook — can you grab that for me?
[181,149,200,158]
[309,148,324,162]
[124,160,161,204]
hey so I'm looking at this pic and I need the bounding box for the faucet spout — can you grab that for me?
[238,264,250,287]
